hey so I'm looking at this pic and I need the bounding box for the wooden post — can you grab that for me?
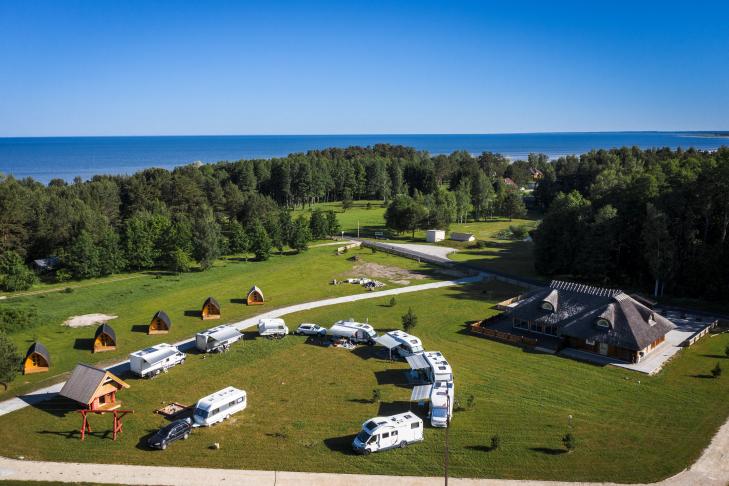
[78,410,92,441]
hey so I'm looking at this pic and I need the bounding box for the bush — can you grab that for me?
[509,224,528,239]
[0,306,40,333]
[55,269,71,283]
[63,287,74,293]
[725,344,729,358]
[0,251,37,292]
[562,432,576,452]
[370,388,382,403]
[490,435,500,450]
[711,362,722,378]
[0,330,21,389]
[389,297,397,307]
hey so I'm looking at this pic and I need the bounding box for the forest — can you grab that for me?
[1,143,727,302]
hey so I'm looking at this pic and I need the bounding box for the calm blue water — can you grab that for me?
[0,132,727,183]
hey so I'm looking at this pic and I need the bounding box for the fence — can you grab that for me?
[469,322,538,347]
[684,320,719,347]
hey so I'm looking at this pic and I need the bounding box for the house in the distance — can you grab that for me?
[450,232,475,243]
[505,280,675,363]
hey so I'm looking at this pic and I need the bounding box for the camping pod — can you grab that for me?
[23,342,50,374]
[93,323,117,353]
[201,297,221,320]
[60,363,129,411]
[148,310,172,334]
[246,286,265,306]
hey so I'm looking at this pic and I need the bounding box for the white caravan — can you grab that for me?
[195,325,243,353]
[385,330,424,358]
[257,318,289,338]
[429,380,454,427]
[129,343,186,378]
[352,412,424,454]
[192,386,247,426]
[327,319,377,344]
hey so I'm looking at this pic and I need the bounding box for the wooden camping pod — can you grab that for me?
[93,323,117,353]
[148,310,172,334]
[201,297,221,320]
[246,285,265,306]
[23,342,50,374]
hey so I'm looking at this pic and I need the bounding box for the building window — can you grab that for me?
[596,319,610,328]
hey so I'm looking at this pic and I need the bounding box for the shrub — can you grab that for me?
[711,362,722,378]
[370,388,382,403]
[0,330,21,389]
[465,394,475,410]
[389,297,397,307]
[509,224,528,239]
[725,344,729,358]
[490,435,500,450]
[55,269,71,283]
[402,307,418,333]
[562,432,576,452]
[0,306,41,333]
[63,287,74,293]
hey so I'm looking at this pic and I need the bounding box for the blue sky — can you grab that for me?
[0,0,727,136]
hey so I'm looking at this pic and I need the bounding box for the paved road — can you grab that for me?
[0,274,484,418]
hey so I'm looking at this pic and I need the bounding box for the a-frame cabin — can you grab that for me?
[23,342,50,374]
[201,297,221,320]
[148,310,172,334]
[246,286,265,306]
[93,323,117,353]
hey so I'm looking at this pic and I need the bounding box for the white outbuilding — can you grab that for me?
[425,229,445,243]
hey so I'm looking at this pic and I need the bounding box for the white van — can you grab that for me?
[195,325,243,353]
[129,343,186,378]
[352,412,423,454]
[429,380,454,428]
[328,319,377,344]
[386,330,424,358]
[192,387,247,426]
[257,318,289,338]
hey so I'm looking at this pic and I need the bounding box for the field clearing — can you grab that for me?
[1,282,727,483]
[0,246,444,399]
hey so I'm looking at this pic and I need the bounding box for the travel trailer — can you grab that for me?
[257,318,289,338]
[378,330,424,358]
[195,325,243,353]
[407,351,454,383]
[327,319,377,344]
[352,412,424,454]
[129,343,186,378]
[192,386,247,426]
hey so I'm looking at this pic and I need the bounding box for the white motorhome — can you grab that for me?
[192,386,247,426]
[429,380,454,427]
[195,325,243,353]
[352,412,423,454]
[327,319,377,344]
[378,330,423,358]
[407,351,453,383]
[129,343,186,378]
[257,318,289,338]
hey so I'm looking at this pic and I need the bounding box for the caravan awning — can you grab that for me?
[410,384,432,401]
[210,327,242,343]
[406,354,429,370]
[375,334,400,349]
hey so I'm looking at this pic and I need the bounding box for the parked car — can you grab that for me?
[295,323,327,336]
[147,418,193,450]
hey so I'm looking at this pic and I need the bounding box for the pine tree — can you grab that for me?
[0,330,20,390]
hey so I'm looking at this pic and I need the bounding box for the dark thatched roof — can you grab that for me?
[508,280,675,351]
[94,323,116,342]
[152,310,172,328]
[25,342,50,365]
[203,296,221,311]
[59,363,129,405]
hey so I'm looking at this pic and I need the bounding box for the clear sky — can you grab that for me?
[0,0,727,136]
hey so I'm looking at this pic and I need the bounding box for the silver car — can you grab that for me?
[295,323,327,336]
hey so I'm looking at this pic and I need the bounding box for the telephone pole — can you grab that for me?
[444,395,450,485]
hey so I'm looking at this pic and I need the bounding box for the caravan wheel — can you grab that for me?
[183,432,190,440]
[399,440,407,449]
[180,359,186,365]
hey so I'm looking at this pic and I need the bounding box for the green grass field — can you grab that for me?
[0,245,445,399]
[1,281,727,483]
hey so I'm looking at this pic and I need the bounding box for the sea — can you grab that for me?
[0,132,727,183]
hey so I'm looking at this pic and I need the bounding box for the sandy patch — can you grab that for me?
[63,313,118,328]
[347,261,428,286]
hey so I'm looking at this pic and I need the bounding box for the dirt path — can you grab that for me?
[0,274,146,300]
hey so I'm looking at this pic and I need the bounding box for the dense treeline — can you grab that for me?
[533,146,729,300]
[0,144,528,290]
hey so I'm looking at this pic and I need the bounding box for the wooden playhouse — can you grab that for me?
[23,342,50,374]
[93,323,117,353]
[246,285,265,306]
[60,363,129,411]
[148,310,172,334]
[201,297,221,320]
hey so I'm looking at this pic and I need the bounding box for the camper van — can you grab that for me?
[195,325,243,353]
[429,380,454,427]
[327,319,377,344]
[352,412,423,454]
[129,343,186,378]
[192,386,247,426]
[423,351,453,383]
[257,318,289,338]
[386,330,424,358]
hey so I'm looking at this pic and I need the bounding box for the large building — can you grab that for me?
[506,280,675,363]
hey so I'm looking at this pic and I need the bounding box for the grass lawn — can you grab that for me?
[1,281,727,483]
[0,245,445,399]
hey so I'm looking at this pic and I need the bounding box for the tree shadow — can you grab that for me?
[530,447,567,455]
[130,324,149,333]
[184,310,201,318]
[700,354,728,359]
[691,374,716,379]
[73,338,94,351]
[347,398,374,405]
[465,445,496,452]
[323,434,358,454]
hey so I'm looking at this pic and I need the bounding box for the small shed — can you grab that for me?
[201,297,221,320]
[60,363,129,410]
[148,310,172,334]
[23,342,50,374]
[246,286,265,306]
[426,230,445,243]
[93,323,117,353]
[450,232,476,242]
[32,256,59,273]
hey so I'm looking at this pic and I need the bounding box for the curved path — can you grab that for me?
[0,274,484,418]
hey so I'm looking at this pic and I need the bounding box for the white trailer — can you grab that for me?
[352,412,424,454]
[429,380,454,427]
[257,318,289,338]
[327,319,377,344]
[376,330,423,358]
[195,325,243,353]
[192,386,247,426]
[129,343,186,378]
